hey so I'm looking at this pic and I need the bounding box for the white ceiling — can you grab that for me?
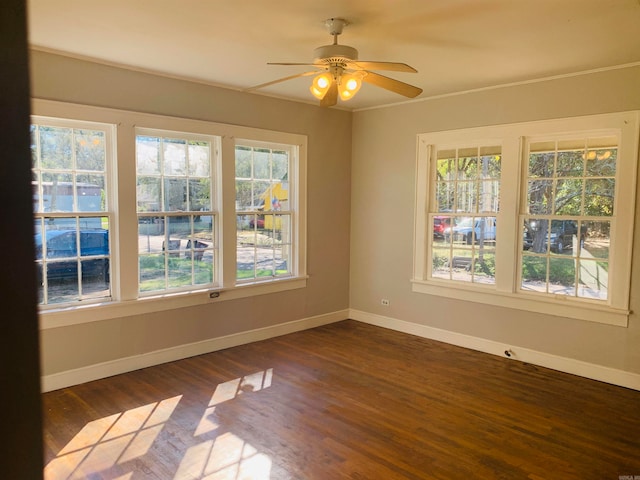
[27,0,640,110]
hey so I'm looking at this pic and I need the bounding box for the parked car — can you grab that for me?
[34,228,110,282]
[523,220,587,253]
[433,216,453,238]
[249,215,265,229]
[444,217,497,244]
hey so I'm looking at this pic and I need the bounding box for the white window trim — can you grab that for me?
[134,127,222,294]
[232,138,302,286]
[32,99,307,330]
[412,111,639,327]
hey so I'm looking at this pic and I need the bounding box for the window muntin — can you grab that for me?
[430,145,501,285]
[235,144,294,282]
[136,131,219,294]
[31,120,112,306]
[520,137,616,301]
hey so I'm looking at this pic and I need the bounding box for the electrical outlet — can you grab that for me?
[381,299,390,306]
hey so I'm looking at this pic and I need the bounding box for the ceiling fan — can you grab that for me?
[248,18,423,107]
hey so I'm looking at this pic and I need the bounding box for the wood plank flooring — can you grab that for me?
[42,320,640,479]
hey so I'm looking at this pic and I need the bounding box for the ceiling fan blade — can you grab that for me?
[320,82,338,107]
[349,61,417,73]
[245,71,318,91]
[267,62,322,67]
[361,71,423,98]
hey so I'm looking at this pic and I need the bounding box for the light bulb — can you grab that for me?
[338,73,362,101]
[310,73,333,100]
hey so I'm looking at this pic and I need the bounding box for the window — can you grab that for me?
[32,100,307,328]
[431,145,501,285]
[136,130,219,294]
[235,142,294,283]
[413,112,639,326]
[31,118,113,306]
[520,136,617,300]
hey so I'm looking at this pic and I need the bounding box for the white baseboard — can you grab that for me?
[350,309,640,392]
[41,309,349,392]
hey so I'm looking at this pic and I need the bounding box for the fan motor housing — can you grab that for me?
[314,44,358,64]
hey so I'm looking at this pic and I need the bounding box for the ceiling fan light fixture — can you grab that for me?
[338,73,362,101]
[310,72,333,99]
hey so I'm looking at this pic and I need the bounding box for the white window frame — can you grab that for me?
[135,127,222,295]
[33,99,307,330]
[413,112,639,327]
[31,115,116,307]
[234,139,301,285]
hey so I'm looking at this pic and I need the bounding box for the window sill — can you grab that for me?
[411,280,629,327]
[39,276,308,330]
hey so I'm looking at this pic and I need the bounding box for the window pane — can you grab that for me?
[139,216,164,254]
[431,247,451,280]
[457,156,477,181]
[235,146,252,178]
[272,151,288,180]
[40,126,72,170]
[584,179,614,216]
[256,246,275,277]
[188,142,210,177]
[523,217,546,251]
[163,138,187,175]
[164,178,187,211]
[554,179,583,215]
[556,150,584,177]
[253,181,270,209]
[433,215,453,240]
[479,180,499,213]
[236,180,253,211]
[137,177,161,212]
[527,179,552,215]
[581,221,609,260]
[75,129,106,171]
[479,150,501,179]
[436,181,454,212]
[528,151,554,178]
[471,248,496,285]
[136,136,161,175]
[189,178,211,211]
[76,174,105,212]
[41,173,74,212]
[253,149,270,179]
[167,215,190,240]
[586,148,616,177]
[140,254,165,292]
[548,257,576,296]
[578,260,608,300]
[456,181,477,213]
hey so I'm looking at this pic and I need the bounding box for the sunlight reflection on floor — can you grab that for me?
[45,369,275,479]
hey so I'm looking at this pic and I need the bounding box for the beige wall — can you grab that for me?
[31,49,640,382]
[31,50,352,376]
[351,65,640,375]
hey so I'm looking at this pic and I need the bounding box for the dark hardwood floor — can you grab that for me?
[42,320,640,479]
